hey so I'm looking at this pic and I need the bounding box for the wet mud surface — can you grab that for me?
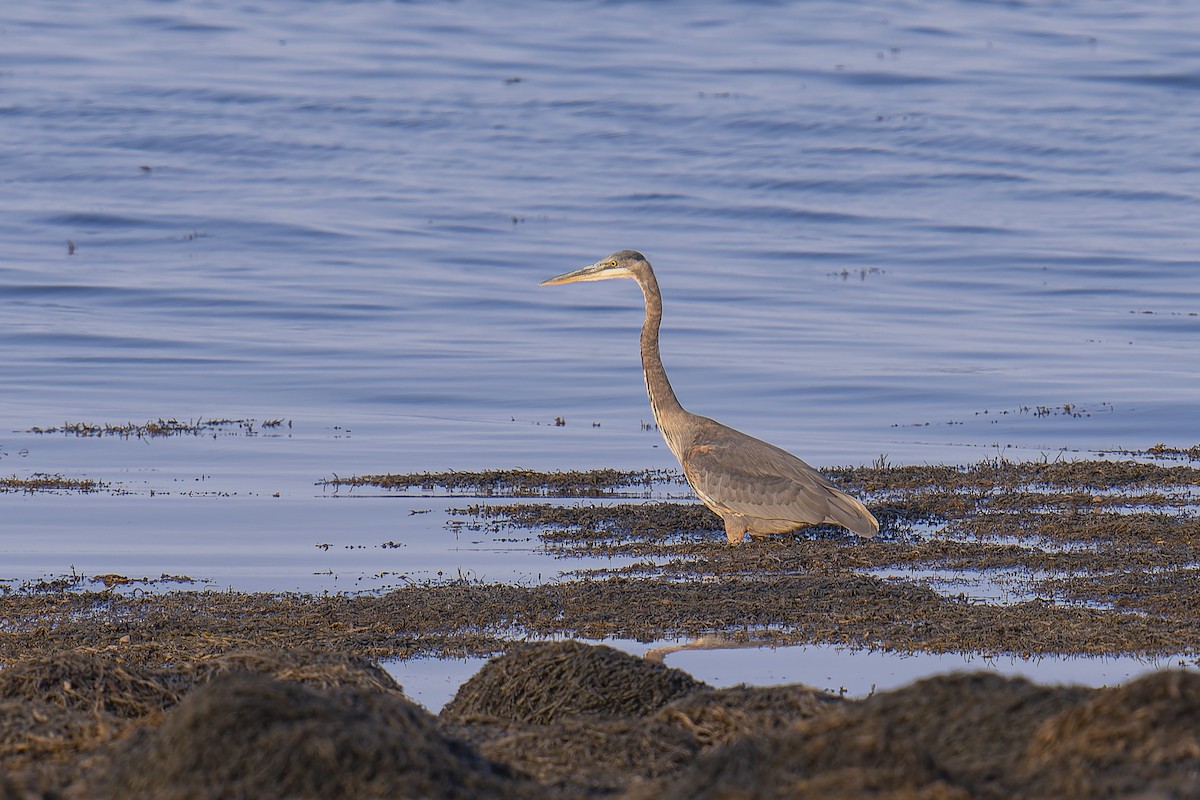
[3,452,1200,796]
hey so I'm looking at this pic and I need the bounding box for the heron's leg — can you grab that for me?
[722,516,748,545]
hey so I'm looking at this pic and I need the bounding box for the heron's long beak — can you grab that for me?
[539,260,629,286]
[539,261,606,286]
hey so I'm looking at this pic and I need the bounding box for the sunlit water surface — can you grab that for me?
[2,0,1198,693]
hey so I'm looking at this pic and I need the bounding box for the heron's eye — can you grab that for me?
[608,260,618,267]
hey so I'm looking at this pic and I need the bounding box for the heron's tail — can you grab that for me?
[826,489,879,538]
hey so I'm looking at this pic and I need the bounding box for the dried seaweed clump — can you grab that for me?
[440,641,705,724]
[0,697,109,771]
[1017,669,1200,798]
[0,773,47,800]
[465,716,701,793]
[653,683,844,747]
[90,672,532,800]
[187,648,403,696]
[0,651,189,719]
[0,651,192,780]
[851,671,1090,793]
[639,670,1200,799]
[635,672,1090,800]
[466,683,846,792]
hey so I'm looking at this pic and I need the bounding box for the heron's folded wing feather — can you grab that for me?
[681,429,877,536]
[681,439,837,525]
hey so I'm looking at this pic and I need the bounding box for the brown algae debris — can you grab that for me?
[441,641,702,725]
[0,473,103,493]
[1,643,1198,798]
[28,417,291,438]
[3,454,1200,795]
[3,455,1199,660]
[319,467,683,496]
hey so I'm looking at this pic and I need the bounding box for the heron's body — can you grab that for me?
[541,250,878,543]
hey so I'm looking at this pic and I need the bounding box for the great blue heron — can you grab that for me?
[541,250,878,543]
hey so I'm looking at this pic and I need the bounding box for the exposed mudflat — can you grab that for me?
[3,453,1199,796]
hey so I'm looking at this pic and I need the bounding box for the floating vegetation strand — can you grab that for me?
[319,467,684,496]
[28,417,292,439]
[0,473,102,493]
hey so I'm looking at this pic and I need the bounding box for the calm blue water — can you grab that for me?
[2,1,1198,607]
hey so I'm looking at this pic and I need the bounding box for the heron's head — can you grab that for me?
[539,250,651,287]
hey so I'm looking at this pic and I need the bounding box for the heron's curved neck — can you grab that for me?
[636,272,689,458]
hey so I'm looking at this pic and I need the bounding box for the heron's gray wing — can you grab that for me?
[681,423,877,537]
